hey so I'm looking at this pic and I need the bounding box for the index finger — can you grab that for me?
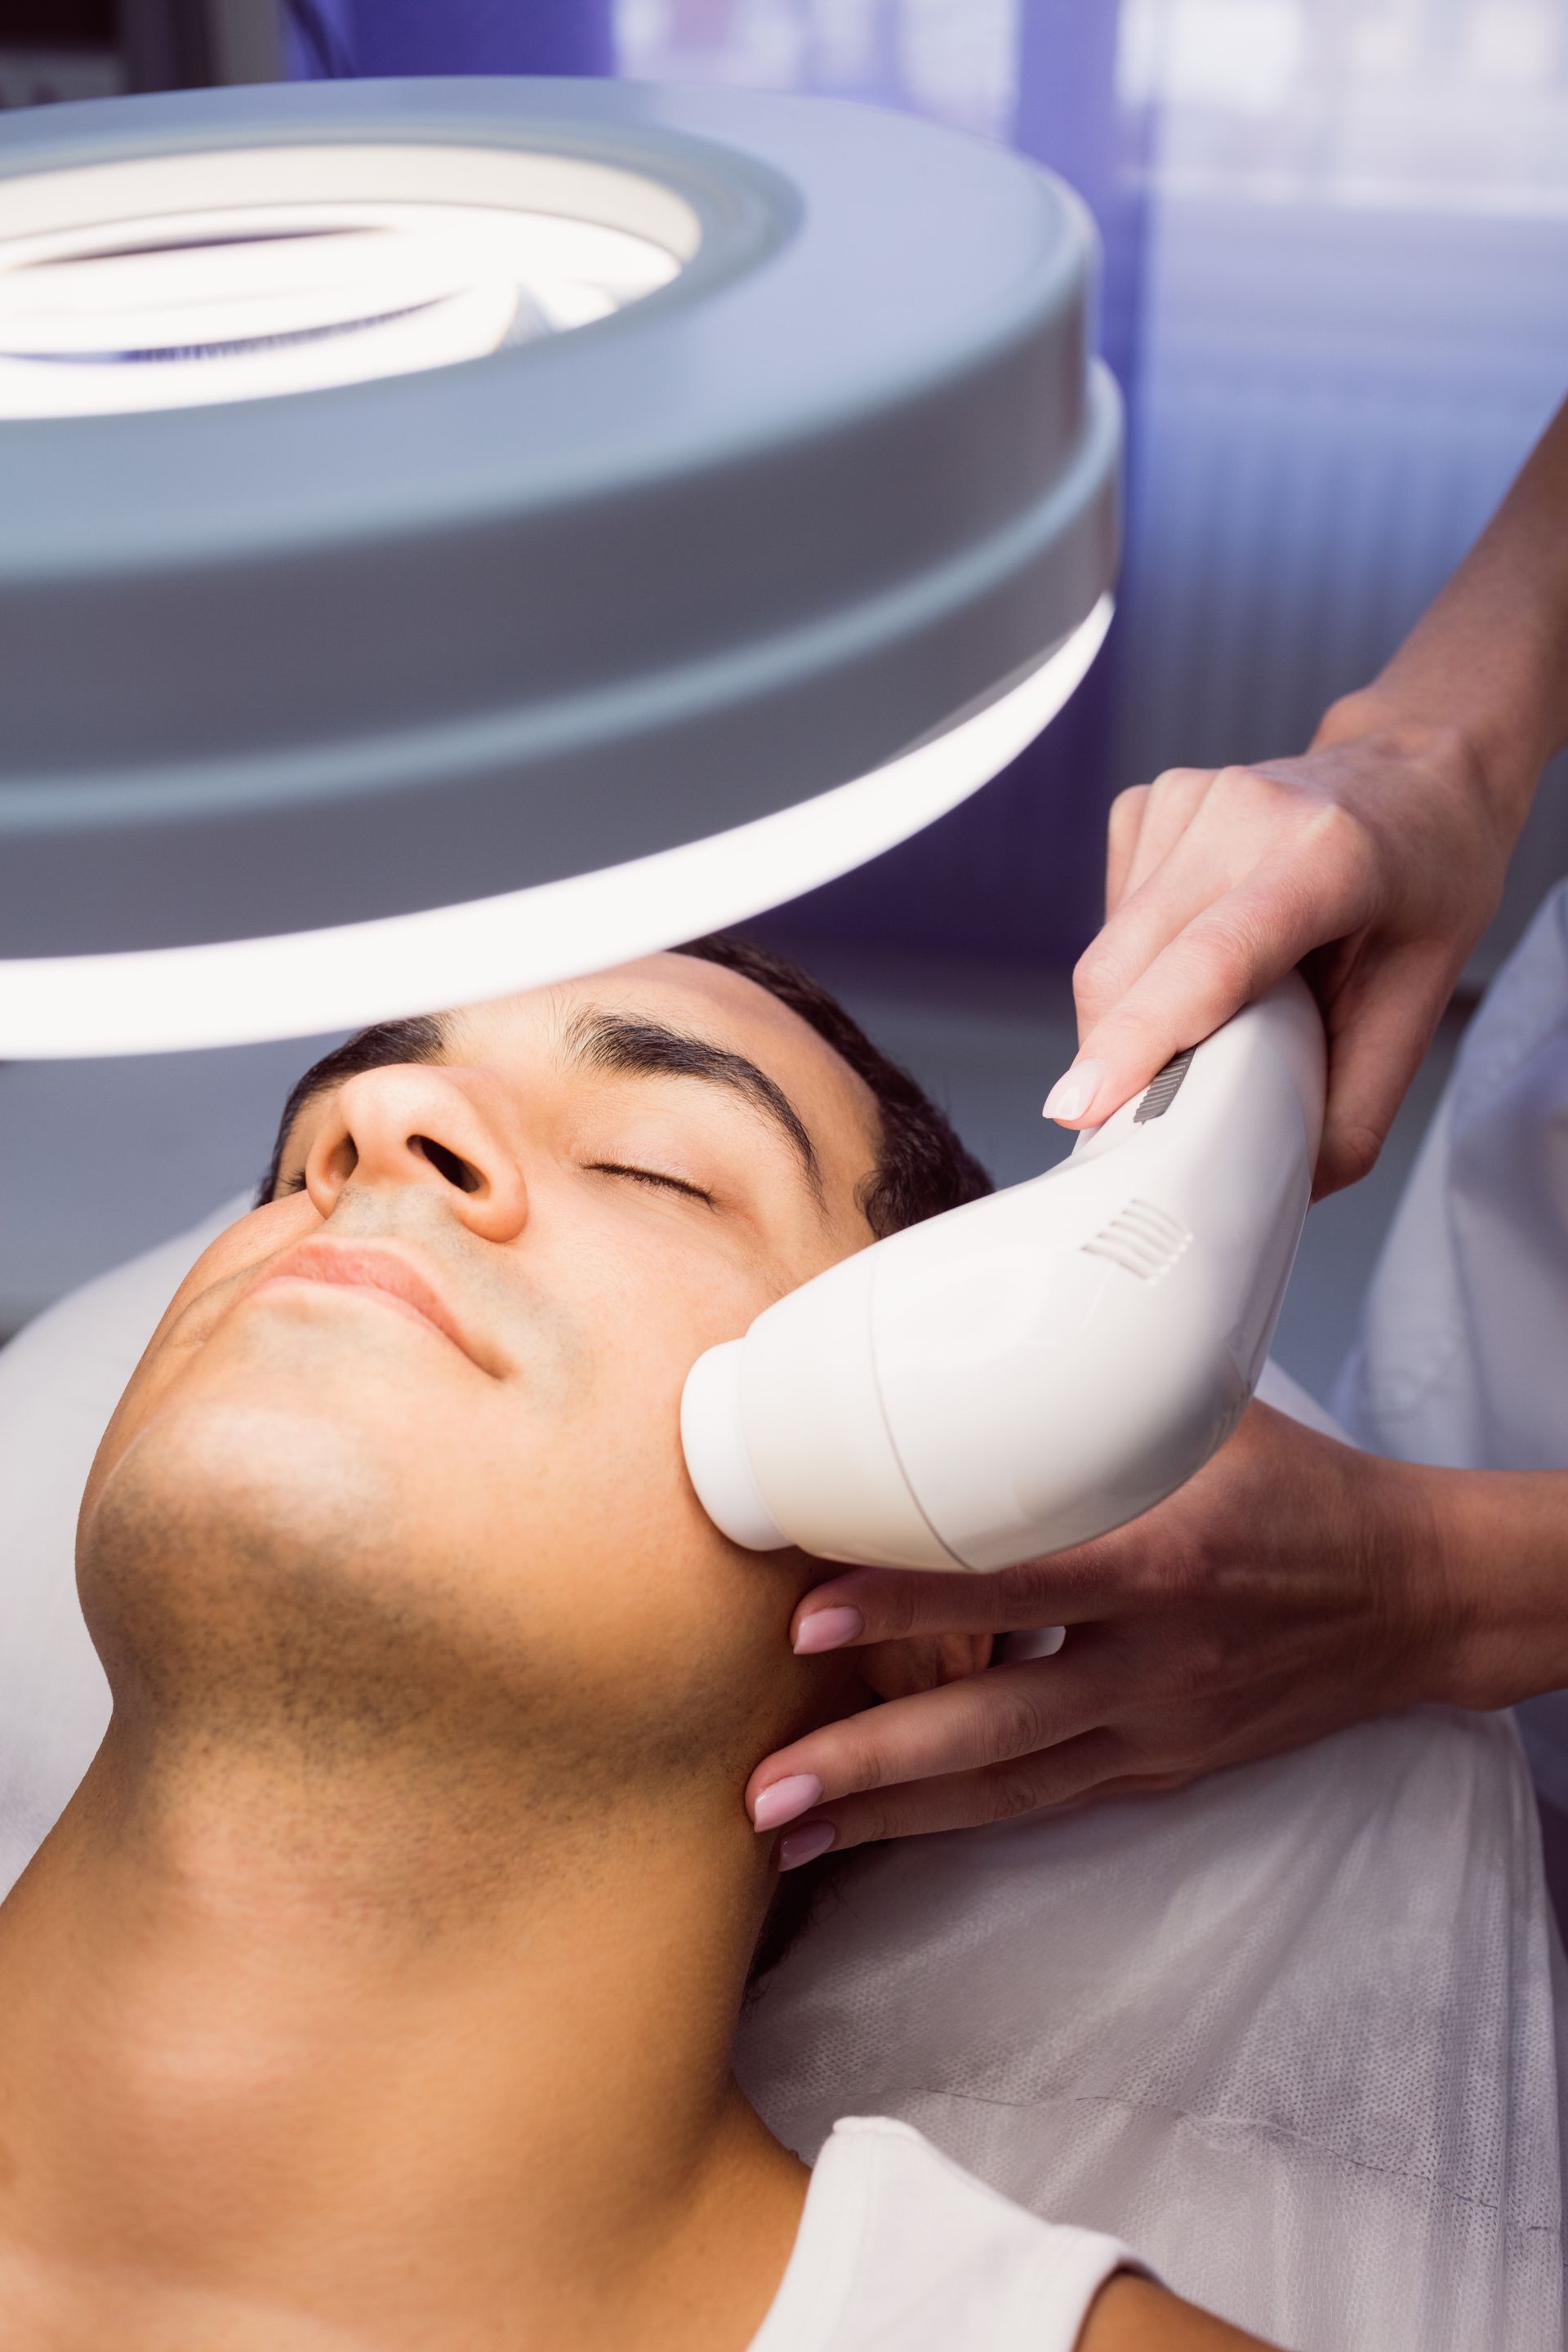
[748,1650,1111,1824]
[789,1553,1125,1656]
[1058,879,1336,1129]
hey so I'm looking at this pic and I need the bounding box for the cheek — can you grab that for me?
[81,1196,320,1526]
[433,1329,817,1750]
[163,1196,319,1339]
[470,1209,818,1619]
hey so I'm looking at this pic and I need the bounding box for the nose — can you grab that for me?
[302,1063,529,1243]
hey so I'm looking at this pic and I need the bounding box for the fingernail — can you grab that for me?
[751,1773,823,1832]
[998,1624,1067,1662]
[777,1822,836,1872]
[793,1606,864,1655]
[1042,1058,1106,1123]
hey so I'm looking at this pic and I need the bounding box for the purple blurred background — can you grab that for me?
[269,0,1568,981]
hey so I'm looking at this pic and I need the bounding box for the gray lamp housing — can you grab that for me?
[0,77,1119,960]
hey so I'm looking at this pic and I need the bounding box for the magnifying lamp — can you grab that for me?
[0,75,1118,1058]
[0,78,1318,1578]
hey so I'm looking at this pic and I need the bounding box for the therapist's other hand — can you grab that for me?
[1051,707,1510,1196]
[747,1403,1452,1861]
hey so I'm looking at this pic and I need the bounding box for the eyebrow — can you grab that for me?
[564,1007,824,1202]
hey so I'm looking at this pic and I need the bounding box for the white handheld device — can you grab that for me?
[680,976,1325,1571]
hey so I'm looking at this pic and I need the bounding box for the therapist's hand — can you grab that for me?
[1049,708,1511,1197]
[1050,390,1568,1196]
[746,1404,1456,1863]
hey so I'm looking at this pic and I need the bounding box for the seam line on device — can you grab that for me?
[866,1255,968,1571]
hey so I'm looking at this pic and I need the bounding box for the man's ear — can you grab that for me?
[854,1631,993,1706]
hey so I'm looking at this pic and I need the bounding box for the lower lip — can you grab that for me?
[247,1273,461,1354]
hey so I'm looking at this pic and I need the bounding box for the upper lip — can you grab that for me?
[250,1239,492,1372]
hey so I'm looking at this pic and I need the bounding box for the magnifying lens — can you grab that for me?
[0,76,1117,1057]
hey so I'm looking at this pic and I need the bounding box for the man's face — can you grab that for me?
[78,955,882,1793]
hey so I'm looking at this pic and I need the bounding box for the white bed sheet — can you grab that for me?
[0,1207,1561,2349]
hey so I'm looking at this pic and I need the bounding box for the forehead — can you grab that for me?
[455,953,880,1151]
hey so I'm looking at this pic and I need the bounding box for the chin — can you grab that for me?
[77,1383,425,1713]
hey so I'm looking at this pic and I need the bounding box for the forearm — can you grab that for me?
[1423,1464,1568,1712]
[1316,396,1568,830]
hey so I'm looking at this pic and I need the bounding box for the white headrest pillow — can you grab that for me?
[0,1192,1338,1897]
[0,1200,244,1895]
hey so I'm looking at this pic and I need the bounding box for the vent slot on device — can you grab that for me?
[1081,1198,1192,1282]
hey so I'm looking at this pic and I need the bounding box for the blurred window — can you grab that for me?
[1116,0,1568,973]
[1120,0,1568,214]
[614,0,1020,141]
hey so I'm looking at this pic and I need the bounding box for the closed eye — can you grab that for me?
[589,1161,716,1208]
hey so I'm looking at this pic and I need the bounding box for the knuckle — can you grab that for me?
[869,1580,923,1644]
[1187,915,1259,1004]
[996,1561,1056,1622]
[1301,794,1374,869]
[983,1762,1049,1822]
[1123,1537,1202,1610]
[982,1684,1054,1766]
[1209,761,1276,807]
[1163,1627,1234,1707]
[1072,933,1123,1003]
[833,1727,893,1796]
[842,1793,896,1846]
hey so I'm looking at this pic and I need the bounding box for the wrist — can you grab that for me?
[1312,399,1568,822]
[1415,1468,1568,1713]
[1312,680,1540,838]
[1379,1458,1478,1710]
[1313,688,1503,805]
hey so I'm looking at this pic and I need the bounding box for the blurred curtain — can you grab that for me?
[1110,0,1568,981]
[350,1,612,76]
[750,0,1150,972]
[284,0,613,78]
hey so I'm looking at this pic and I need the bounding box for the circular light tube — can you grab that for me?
[0,147,693,416]
[0,596,1110,1058]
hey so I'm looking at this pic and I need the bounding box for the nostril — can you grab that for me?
[412,1134,483,1194]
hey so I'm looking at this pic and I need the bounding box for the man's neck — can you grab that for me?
[0,1721,803,2351]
